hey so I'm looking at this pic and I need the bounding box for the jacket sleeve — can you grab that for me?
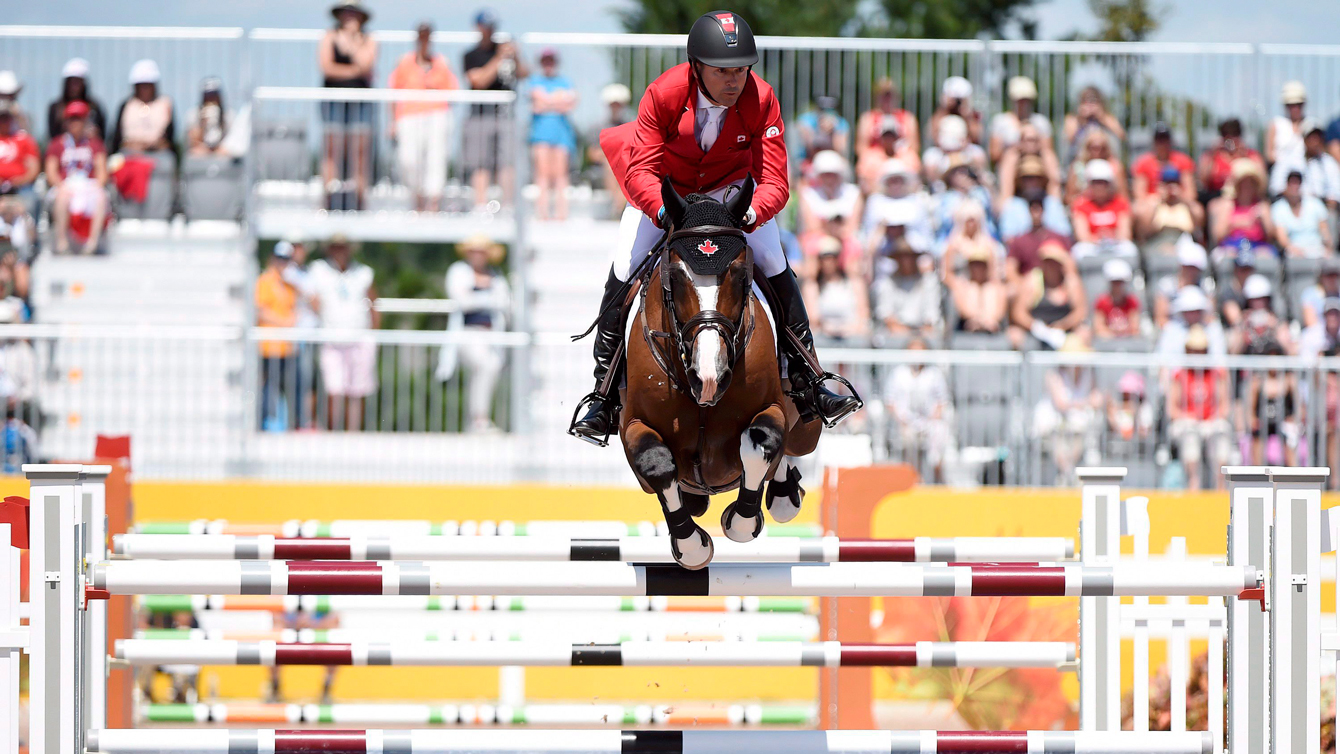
[749,90,789,227]
[623,88,671,224]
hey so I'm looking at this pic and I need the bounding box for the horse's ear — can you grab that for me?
[725,175,755,227]
[660,176,688,229]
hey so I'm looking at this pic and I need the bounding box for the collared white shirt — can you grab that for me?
[695,90,728,152]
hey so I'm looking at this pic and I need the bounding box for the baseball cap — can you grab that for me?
[201,76,223,94]
[1235,247,1257,268]
[880,158,913,181]
[1243,273,1272,300]
[539,48,559,62]
[1303,118,1325,138]
[63,100,90,119]
[1173,286,1210,314]
[1103,258,1133,282]
[1184,324,1210,351]
[811,150,848,177]
[1282,80,1307,105]
[817,235,842,257]
[1117,370,1146,396]
[601,83,631,105]
[942,76,972,100]
[1152,122,1173,140]
[0,72,19,97]
[1176,239,1208,270]
[273,241,295,260]
[965,246,992,263]
[474,8,499,27]
[1160,165,1182,183]
[62,58,90,79]
[937,115,968,151]
[129,59,160,86]
[816,95,838,111]
[328,232,352,246]
[1017,155,1045,178]
[1085,159,1115,183]
[1007,76,1037,101]
[1324,297,1340,314]
[1040,240,1069,263]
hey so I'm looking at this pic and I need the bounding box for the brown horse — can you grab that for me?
[620,177,820,569]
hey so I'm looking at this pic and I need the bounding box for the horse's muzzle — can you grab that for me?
[687,365,733,407]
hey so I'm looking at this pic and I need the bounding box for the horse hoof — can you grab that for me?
[670,526,714,570]
[681,493,711,518]
[720,502,764,544]
[766,488,803,524]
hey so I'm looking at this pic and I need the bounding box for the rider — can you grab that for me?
[570,10,861,444]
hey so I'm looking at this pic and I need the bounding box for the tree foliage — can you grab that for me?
[618,0,861,38]
[867,0,1038,39]
[1085,0,1164,42]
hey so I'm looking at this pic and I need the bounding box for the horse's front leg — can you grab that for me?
[721,406,786,543]
[624,420,714,569]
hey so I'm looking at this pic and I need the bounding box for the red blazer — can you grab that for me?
[601,63,789,229]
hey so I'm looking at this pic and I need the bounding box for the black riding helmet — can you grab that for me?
[687,11,758,69]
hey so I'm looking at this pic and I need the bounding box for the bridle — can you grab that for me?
[641,224,755,395]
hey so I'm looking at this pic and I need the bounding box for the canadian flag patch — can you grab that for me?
[715,13,736,33]
[765,126,780,138]
[697,239,720,256]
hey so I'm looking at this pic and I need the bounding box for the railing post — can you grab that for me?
[1076,466,1125,732]
[1267,466,1327,754]
[81,465,113,734]
[1123,495,1150,733]
[0,520,22,754]
[1224,465,1271,754]
[25,464,85,754]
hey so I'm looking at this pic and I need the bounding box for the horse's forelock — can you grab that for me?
[679,194,735,231]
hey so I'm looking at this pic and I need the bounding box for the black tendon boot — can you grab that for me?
[569,269,628,445]
[767,268,863,427]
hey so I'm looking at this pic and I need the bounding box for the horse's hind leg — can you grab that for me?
[624,421,714,569]
[765,457,805,524]
[721,407,785,543]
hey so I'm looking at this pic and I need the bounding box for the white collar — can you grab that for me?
[696,90,726,111]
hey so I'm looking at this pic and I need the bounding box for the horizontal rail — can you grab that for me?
[87,729,1214,754]
[112,534,1074,563]
[91,561,1260,598]
[132,594,814,614]
[130,704,815,726]
[129,519,685,537]
[113,639,1075,668]
[252,86,516,104]
[133,619,822,643]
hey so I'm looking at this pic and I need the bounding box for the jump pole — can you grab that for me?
[132,594,817,614]
[89,559,1259,598]
[81,465,113,735]
[84,729,1215,754]
[1225,467,1273,754]
[1076,466,1125,734]
[113,639,1077,668]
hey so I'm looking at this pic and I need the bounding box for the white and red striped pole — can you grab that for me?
[111,534,1074,563]
[86,728,1214,754]
[114,639,1075,668]
[91,560,1260,598]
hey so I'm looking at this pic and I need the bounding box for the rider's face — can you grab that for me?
[698,64,748,107]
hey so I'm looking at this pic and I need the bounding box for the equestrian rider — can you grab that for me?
[570,10,862,443]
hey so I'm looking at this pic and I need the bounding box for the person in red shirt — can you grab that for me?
[1131,122,1196,201]
[0,100,40,223]
[45,101,108,255]
[1070,159,1136,259]
[570,11,859,443]
[1092,258,1141,339]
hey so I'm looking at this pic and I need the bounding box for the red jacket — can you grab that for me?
[601,63,788,229]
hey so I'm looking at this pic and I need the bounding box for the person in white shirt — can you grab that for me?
[1269,122,1340,209]
[307,232,379,430]
[882,336,952,481]
[799,149,862,238]
[441,234,511,432]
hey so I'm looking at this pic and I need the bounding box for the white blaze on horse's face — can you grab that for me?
[683,262,727,406]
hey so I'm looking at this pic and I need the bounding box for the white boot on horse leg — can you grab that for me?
[721,422,783,544]
[765,458,805,524]
[632,437,713,569]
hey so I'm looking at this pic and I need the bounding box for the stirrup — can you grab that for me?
[568,391,616,448]
[814,371,864,429]
[789,372,864,429]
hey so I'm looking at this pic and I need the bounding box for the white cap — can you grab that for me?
[1243,273,1272,300]
[811,150,848,177]
[0,71,20,97]
[1085,159,1115,183]
[129,59,161,86]
[1281,80,1307,105]
[1103,258,1133,282]
[601,83,631,105]
[1172,286,1210,314]
[62,58,90,79]
[938,115,967,151]
[273,241,295,260]
[1008,76,1038,101]
[942,76,972,100]
[877,199,920,228]
[1176,238,1208,269]
[879,158,913,181]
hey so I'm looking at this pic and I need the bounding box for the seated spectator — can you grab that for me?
[1299,256,1340,328]
[1062,85,1125,165]
[388,23,459,212]
[309,233,380,431]
[1267,81,1309,168]
[866,193,932,277]
[922,115,988,188]
[800,150,862,238]
[47,58,107,141]
[856,78,919,165]
[1230,274,1292,355]
[855,115,920,194]
[0,102,39,249]
[1272,170,1332,258]
[1244,337,1299,466]
[998,157,1070,241]
[1198,118,1262,203]
[862,158,932,249]
[528,48,577,222]
[1157,286,1227,357]
[1154,237,1209,329]
[883,335,951,482]
[1134,166,1204,251]
[1107,370,1155,444]
[800,206,863,282]
[109,59,175,155]
[795,95,849,166]
[45,102,108,255]
[587,83,632,218]
[186,77,235,156]
[1005,195,1071,297]
[1065,127,1128,204]
[1131,123,1196,202]
[1269,122,1340,211]
[1032,340,1103,484]
[0,223,30,302]
[944,244,1006,334]
[1299,296,1340,359]
[941,199,1003,272]
[1070,160,1137,259]
[872,239,941,342]
[0,72,29,134]
[929,76,982,148]
[803,237,870,346]
[444,235,511,432]
[1214,246,1254,330]
[1009,241,1088,350]
[1209,159,1275,256]
[990,76,1053,164]
[932,161,997,252]
[1092,259,1142,339]
[1166,325,1231,491]
[996,123,1062,206]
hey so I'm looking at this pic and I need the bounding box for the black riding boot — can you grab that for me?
[569,269,627,446]
[767,269,863,427]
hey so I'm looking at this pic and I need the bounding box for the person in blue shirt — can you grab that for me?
[998,154,1071,242]
[794,95,849,166]
[528,48,576,220]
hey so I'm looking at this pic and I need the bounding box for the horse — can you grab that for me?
[619,176,821,569]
